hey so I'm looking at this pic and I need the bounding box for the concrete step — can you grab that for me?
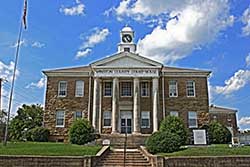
[96,149,152,167]
[96,162,152,167]
[102,157,147,161]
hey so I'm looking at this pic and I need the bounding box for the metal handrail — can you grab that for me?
[123,125,127,167]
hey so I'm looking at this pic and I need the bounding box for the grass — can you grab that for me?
[0,142,101,156]
[159,144,250,157]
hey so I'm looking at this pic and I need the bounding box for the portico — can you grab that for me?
[90,55,162,135]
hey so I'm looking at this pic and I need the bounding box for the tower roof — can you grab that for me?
[121,26,133,32]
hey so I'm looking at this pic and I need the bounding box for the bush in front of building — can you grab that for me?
[146,131,182,154]
[69,118,95,145]
[159,115,188,145]
[28,127,49,142]
[205,121,232,144]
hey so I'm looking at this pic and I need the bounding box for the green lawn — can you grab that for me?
[159,144,250,157]
[0,142,101,156]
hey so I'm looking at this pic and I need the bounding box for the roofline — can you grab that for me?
[90,51,163,67]
[42,65,90,73]
[209,105,238,113]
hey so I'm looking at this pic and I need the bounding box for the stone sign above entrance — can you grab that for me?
[93,69,159,77]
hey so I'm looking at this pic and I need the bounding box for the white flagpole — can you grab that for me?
[3,1,26,146]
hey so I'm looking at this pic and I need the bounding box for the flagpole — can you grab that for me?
[3,8,24,147]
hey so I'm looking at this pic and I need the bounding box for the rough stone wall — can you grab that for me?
[209,112,238,135]
[44,75,210,140]
[164,77,210,128]
[0,155,92,167]
[44,76,90,141]
[164,156,250,167]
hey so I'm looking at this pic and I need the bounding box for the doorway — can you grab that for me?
[120,111,132,134]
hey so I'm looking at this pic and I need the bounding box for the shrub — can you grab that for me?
[28,127,49,142]
[146,131,182,154]
[205,121,232,144]
[69,119,95,145]
[160,115,188,145]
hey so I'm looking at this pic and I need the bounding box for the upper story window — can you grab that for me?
[121,82,132,97]
[169,80,178,97]
[104,82,112,97]
[186,81,196,97]
[103,111,111,127]
[58,81,67,97]
[188,111,198,128]
[141,111,150,128]
[170,111,179,117]
[124,47,130,52]
[75,80,84,97]
[74,111,82,120]
[56,111,65,127]
[141,82,149,97]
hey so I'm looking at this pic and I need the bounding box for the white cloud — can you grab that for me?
[60,0,85,16]
[114,0,187,21]
[211,69,250,95]
[11,39,27,48]
[31,41,45,48]
[80,28,110,49]
[239,117,250,126]
[0,61,20,82]
[246,53,250,67]
[242,7,250,36]
[75,28,110,59]
[113,0,233,64]
[26,77,45,89]
[75,48,92,59]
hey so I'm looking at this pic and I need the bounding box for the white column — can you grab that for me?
[152,77,159,132]
[98,80,102,133]
[133,77,140,134]
[112,77,119,134]
[92,78,99,130]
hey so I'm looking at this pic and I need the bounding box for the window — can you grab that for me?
[141,82,149,97]
[104,82,112,96]
[103,111,111,127]
[124,47,130,52]
[75,80,84,97]
[58,81,67,97]
[121,82,132,97]
[56,111,65,127]
[187,81,195,97]
[169,80,178,97]
[188,111,197,128]
[141,111,150,128]
[170,111,179,117]
[74,111,82,120]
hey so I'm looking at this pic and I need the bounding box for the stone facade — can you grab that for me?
[44,76,90,141]
[43,26,237,142]
[209,105,238,135]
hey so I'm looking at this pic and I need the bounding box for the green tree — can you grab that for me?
[205,121,232,144]
[9,104,44,141]
[160,115,188,145]
[69,119,95,145]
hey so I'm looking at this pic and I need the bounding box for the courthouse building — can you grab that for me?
[43,26,212,142]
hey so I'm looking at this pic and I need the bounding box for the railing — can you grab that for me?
[123,125,127,167]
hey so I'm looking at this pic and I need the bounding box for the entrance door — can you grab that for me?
[120,111,132,134]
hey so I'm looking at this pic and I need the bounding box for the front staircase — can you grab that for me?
[96,149,152,167]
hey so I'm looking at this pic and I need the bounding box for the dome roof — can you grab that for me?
[122,26,133,32]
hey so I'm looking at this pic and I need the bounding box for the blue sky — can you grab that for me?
[0,0,250,129]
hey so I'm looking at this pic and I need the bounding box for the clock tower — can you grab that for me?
[118,25,136,53]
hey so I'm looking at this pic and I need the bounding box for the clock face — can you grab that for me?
[122,34,132,43]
